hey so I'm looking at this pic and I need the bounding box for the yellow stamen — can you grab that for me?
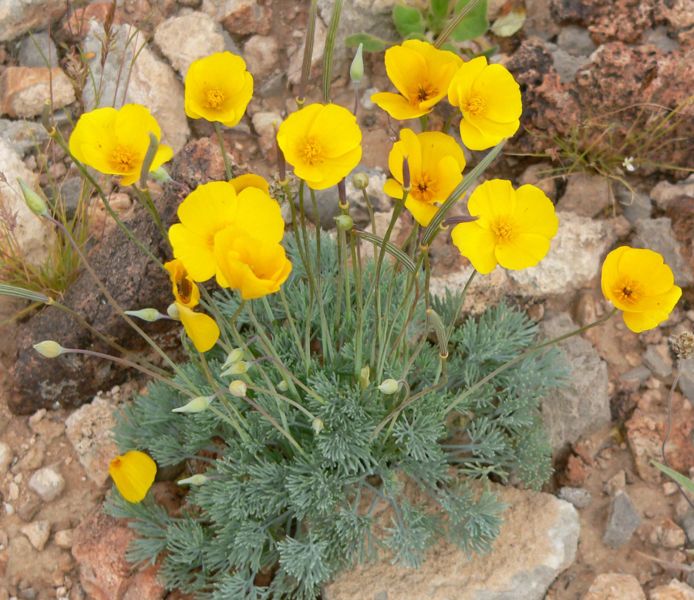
[411,173,437,203]
[300,137,323,166]
[413,83,438,105]
[463,95,486,116]
[491,218,516,244]
[205,88,225,109]
[614,280,642,305]
[110,146,136,171]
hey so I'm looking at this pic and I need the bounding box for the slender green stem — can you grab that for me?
[214,122,233,179]
[445,270,476,340]
[279,287,308,368]
[246,383,317,422]
[133,185,166,241]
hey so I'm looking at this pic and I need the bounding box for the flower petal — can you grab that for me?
[177,304,220,352]
[109,450,156,503]
[371,92,430,120]
[451,222,498,274]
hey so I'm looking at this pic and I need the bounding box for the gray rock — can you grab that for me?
[82,22,189,153]
[508,211,618,297]
[20,520,50,551]
[324,484,579,600]
[603,490,641,548]
[619,366,651,386]
[558,486,592,509]
[18,31,58,67]
[28,467,65,502]
[0,119,48,156]
[615,185,652,224]
[634,217,693,286]
[548,44,590,83]
[244,35,280,79]
[153,12,225,77]
[556,25,596,56]
[679,510,694,546]
[0,442,12,475]
[540,314,610,453]
[644,26,680,53]
[650,176,694,211]
[643,344,673,379]
[518,162,557,201]
[679,358,694,406]
[557,172,610,217]
[0,0,66,42]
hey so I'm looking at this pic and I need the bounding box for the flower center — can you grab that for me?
[205,88,225,109]
[614,279,642,305]
[412,83,438,105]
[411,173,437,203]
[299,137,323,166]
[175,274,193,305]
[463,95,486,117]
[491,217,517,244]
[110,146,136,171]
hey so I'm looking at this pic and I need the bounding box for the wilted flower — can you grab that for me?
[176,303,220,352]
[164,259,200,308]
[184,51,253,127]
[451,180,558,274]
[383,128,466,226]
[276,103,362,190]
[448,56,522,150]
[371,40,462,120]
[109,450,156,504]
[601,246,682,333]
[69,104,173,186]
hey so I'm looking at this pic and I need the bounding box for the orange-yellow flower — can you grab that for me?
[276,103,362,190]
[109,450,156,503]
[601,246,682,333]
[69,104,173,186]
[164,258,200,308]
[184,51,253,127]
[371,40,462,120]
[448,56,522,151]
[383,128,466,226]
[451,179,558,274]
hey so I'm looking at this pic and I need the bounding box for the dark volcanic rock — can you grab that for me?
[7,139,225,414]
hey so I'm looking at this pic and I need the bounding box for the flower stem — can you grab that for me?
[214,122,233,179]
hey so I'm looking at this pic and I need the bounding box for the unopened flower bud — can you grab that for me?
[222,360,249,377]
[18,178,48,216]
[338,178,348,208]
[150,167,171,182]
[222,347,244,369]
[125,308,165,322]
[178,474,208,486]
[33,340,64,358]
[352,172,369,190]
[277,379,289,392]
[172,395,213,414]
[167,303,180,320]
[228,380,247,398]
[312,418,324,434]
[359,365,370,390]
[378,378,400,395]
[350,43,364,85]
[335,214,353,230]
[402,157,410,191]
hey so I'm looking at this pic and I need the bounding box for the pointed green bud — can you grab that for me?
[352,172,369,190]
[33,340,65,358]
[222,360,249,377]
[359,365,370,390]
[277,379,289,392]
[426,308,449,358]
[312,418,324,434]
[178,474,208,486]
[150,166,172,183]
[221,347,244,369]
[350,42,364,84]
[167,303,180,320]
[125,308,165,322]
[172,395,213,414]
[18,178,48,217]
[378,378,400,395]
[335,214,353,230]
[228,380,247,398]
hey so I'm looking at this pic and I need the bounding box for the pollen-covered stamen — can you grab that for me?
[463,94,486,116]
[412,82,438,105]
[491,218,516,244]
[110,146,137,171]
[205,88,225,109]
[411,173,437,203]
[614,279,642,305]
[299,137,323,166]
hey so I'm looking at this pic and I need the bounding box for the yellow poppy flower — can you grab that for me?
[164,259,200,308]
[109,450,156,503]
[184,51,253,127]
[601,246,682,333]
[176,303,220,352]
[229,173,270,194]
[447,56,522,151]
[276,103,362,190]
[69,104,173,186]
[371,40,462,120]
[383,128,466,226]
[168,181,239,283]
[451,179,558,274]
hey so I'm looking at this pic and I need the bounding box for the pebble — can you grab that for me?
[54,529,73,549]
[17,31,58,68]
[20,520,50,551]
[604,470,627,496]
[0,442,13,475]
[643,344,673,379]
[13,441,45,473]
[603,490,641,548]
[28,467,65,502]
[662,481,678,496]
[558,486,592,509]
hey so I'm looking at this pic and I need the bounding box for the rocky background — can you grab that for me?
[0,0,693,599]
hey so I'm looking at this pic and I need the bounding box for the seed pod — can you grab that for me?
[352,172,369,190]
[18,178,48,216]
[335,214,354,230]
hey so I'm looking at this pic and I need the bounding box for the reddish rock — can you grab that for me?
[72,508,166,600]
[221,0,273,36]
[0,66,75,118]
[62,3,126,39]
[563,453,590,486]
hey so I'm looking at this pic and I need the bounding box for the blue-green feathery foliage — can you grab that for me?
[108,233,564,599]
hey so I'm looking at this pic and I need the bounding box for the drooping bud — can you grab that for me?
[352,172,369,190]
[33,340,65,358]
[312,418,325,434]
[172,395,214,414]
[402,157,410,191]
[335,214,353,230]
[350,43,364,85]
[125,308,166,322]
[221,347,245,370]
[228,380,247,398]
[18,178,48,217]
[359,365,370,390]
[178,474,208,486]
[378,378,400,395]
[277,379,289,392]
[426,308,449,358]
[222,360,249,377]
[167,303,180,320]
